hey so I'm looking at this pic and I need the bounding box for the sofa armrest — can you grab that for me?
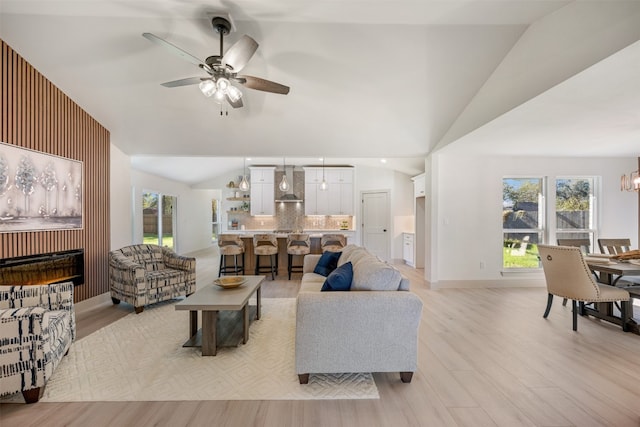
[303,254,322,274]
[162,247,196,272]
[295,290,423,374]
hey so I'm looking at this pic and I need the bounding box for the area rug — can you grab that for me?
[26,298,378,402]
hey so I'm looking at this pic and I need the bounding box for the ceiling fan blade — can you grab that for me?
[226,94,244,109]
[221,35,258,72]
[143,32,204,67]
[237,75,290,95]
[160,77,204,88]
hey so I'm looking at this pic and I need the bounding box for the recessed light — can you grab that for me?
[380,159,387,164]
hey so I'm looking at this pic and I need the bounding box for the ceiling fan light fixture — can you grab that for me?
[227,85,243,102]
[199,80,216,97]
[216,78,231,91]
[212,90,226,104]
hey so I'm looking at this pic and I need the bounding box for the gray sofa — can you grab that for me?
[295,244,423,384]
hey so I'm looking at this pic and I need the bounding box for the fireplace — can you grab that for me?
[0,249,84,287]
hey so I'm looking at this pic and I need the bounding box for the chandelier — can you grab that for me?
[620,169,640,192]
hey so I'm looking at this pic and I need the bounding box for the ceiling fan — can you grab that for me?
[143,16,289,113]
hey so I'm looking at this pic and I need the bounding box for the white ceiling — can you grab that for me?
[1,1,639,185]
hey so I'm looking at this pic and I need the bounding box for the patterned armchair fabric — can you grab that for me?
[0,282,75,403]
[109,244,196,313]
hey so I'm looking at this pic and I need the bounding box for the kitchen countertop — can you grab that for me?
[225,230,354,238]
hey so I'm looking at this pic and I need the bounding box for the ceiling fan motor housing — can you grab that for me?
[211,17,231,35]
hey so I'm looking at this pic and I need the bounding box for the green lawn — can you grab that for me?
[503,244,540,268]
[143,234,174,249]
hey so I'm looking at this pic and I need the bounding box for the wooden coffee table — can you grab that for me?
[175,275,264,356]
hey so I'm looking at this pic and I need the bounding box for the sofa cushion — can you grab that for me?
[313,251,341,277]
[321,262,353,292]
[351,258,402,291]
[339,247,370,268]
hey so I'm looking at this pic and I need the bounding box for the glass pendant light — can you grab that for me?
[238,158,250,191]
[279,158,290,191]
[320,157,328,191]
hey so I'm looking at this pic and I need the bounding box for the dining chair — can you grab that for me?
[556,238,592,306]
[598,238,631,255]
[538,244,630,332]
[597,238,640,285]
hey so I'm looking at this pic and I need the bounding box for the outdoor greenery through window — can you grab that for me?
[143,192,176,249]
[503,178,544,269]
[555,178,595,251]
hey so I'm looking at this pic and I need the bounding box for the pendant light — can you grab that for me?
[238,158,250,191]
[279,157,290,191]
[320,157,328,191]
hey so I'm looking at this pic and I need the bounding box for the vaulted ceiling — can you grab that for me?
[1,1,639,185]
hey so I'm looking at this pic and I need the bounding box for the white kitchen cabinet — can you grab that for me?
[412,173,425,198]
[323,167,354,215]
[403,233,415,267]
[304,167,328,215]
[250,167,275,216]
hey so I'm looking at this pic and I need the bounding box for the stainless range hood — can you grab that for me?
[275,165,302,202]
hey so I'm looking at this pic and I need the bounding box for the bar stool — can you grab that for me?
[321,233,346,253]
[254,234,278,280]
[287,233,311,280]
[218,234,245,277]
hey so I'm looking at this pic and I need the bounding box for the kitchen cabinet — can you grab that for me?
[304,167,353,215]
[249,167,275,216]
[304,167,328,215]
[412,173,425,198]
[327,168,354,215]
[403,233,415,267]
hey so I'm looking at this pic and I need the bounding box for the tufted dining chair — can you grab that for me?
[538,244,630,332]
[287,233,311,279]
[253,234,279,280]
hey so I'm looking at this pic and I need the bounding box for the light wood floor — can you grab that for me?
[2,247,640,426]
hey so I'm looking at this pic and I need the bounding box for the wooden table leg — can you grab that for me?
[202,310,218,356]
[256,286,262,320]
[189,310,198,337]
[243,304,249,344]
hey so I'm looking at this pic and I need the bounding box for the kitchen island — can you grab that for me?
[219,231,352,277]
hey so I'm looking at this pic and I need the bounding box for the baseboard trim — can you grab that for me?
[431,279,546,290]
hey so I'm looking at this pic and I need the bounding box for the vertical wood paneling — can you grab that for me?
[1,39,110,303]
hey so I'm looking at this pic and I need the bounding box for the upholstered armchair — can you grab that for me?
[0,282,75,403]
[538,245,630,331]
[109,244,196,313]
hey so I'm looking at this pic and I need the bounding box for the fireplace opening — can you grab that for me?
[0,249,84,287]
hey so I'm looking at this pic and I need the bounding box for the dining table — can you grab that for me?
[585,257,640,334]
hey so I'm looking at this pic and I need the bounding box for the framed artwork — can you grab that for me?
[0,142,83,232]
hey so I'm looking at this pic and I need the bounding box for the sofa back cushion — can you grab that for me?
[351,257,402,291]
[118,244,165,272]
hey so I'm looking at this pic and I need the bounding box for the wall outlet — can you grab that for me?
[479,261,485,269]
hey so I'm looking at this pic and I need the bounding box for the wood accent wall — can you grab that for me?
[1,39,110,303]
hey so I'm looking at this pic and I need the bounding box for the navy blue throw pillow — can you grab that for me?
[321,262,353,292]
[313,251,341,277]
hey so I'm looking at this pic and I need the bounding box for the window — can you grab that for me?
[142,191,177,249]
[555,177,597,251]
[502,178,545,269]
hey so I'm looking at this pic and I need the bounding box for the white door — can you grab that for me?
[362,191,390,261]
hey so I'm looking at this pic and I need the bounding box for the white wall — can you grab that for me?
[430,154,638,287]
[110,144,132,250]
[131,170,215,255]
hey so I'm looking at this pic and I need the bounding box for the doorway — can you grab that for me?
[361,190,390,261]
